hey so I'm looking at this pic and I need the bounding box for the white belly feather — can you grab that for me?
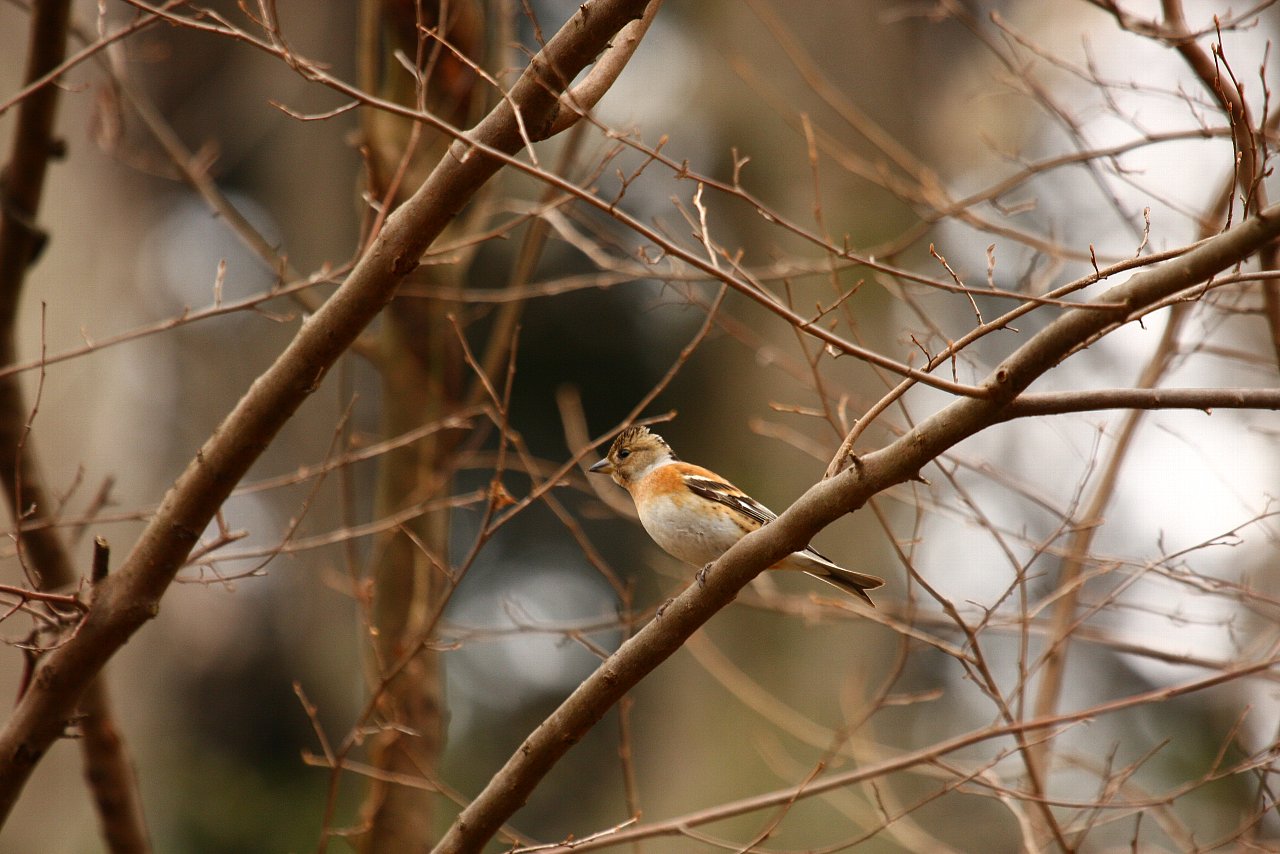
[636,492,747,566]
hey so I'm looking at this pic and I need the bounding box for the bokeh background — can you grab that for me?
[1,0,1278,851]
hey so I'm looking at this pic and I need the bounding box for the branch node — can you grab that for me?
[91,537,109,584]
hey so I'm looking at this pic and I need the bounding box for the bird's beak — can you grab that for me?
[588,458,613,475]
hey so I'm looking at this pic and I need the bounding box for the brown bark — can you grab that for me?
[0,0,654,828]
[0,2,150,849]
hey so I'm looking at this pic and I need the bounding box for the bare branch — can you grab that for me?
[431,201,1280,853]
[998,386,1280,418]
[0,0,657,822]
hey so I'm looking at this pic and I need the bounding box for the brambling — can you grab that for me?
[589,425,884,606]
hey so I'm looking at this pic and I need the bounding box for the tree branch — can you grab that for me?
[997,387,1280,419]
[525,651,1280,852]
[0,0,656,825]
[431,201,1280,854]
[0,2,150,849]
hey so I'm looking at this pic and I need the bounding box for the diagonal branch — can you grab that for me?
[431,201,1280,854]
[527,649,1280,852]
[0,0,657,825]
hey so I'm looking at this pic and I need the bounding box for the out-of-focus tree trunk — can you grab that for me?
[0,2,150,850]
[355,2,484,850]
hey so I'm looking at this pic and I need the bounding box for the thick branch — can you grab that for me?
[546,0,663,135]
[431,202,1280,854]
[0,0,654,824]
[997,387,1280,419]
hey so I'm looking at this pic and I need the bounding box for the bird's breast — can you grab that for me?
[636,492,749,566]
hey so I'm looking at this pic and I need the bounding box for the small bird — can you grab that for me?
[589,425,884,605]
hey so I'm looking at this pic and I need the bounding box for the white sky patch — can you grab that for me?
[444,561,621,737]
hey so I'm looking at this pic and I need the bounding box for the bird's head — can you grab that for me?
[588,425,677,487]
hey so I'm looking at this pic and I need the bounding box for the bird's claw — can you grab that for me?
[696,563,713,587]
[656,597,674,617]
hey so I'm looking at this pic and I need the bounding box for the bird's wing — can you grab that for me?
[683,469,884,606]
[681,473,776,528]
[683,472,831,560]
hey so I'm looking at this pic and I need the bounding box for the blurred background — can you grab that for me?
[1,0,1278,851]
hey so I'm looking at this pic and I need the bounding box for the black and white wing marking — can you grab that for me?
[682,474,777,527]
[683,473,848,564]
[683,471,881,605]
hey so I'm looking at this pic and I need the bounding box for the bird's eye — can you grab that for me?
[617,449,631,459]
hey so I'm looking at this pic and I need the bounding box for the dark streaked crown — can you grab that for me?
[609,425,677,461]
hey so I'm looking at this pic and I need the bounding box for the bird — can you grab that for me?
[589,425,884,606]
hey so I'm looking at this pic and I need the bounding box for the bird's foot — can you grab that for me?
[656,597,675,617]
[696,563,713,587]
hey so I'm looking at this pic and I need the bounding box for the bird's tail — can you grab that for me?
[804,566,884,607]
